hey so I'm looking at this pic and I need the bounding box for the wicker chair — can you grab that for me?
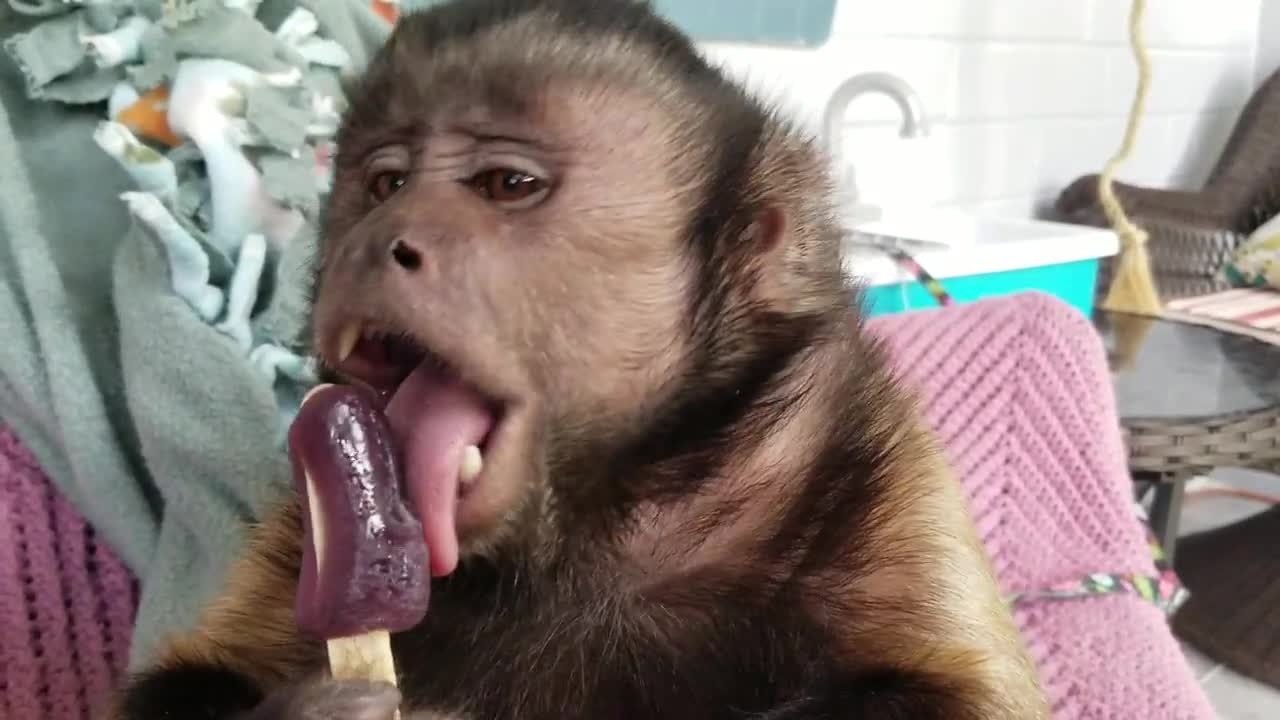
[1055,67,1280,301]
[1056,68,1280,563]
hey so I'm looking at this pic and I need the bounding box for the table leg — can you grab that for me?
[1148,475,1187,564]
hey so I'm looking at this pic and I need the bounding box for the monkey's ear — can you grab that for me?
[745,204,787,258]
[742,204,797,306]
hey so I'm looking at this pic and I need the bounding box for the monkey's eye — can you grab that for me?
[368,171,408,204]
[469,169,550,208]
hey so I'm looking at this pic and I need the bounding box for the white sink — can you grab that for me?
[841,209,1119,286]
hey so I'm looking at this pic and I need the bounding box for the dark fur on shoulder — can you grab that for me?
[114,1,1048,718]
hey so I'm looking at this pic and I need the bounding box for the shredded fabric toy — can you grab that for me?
[0,0,394,667]
[5,0,354,392]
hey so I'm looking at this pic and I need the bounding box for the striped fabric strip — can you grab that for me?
[1163,288,1280,343]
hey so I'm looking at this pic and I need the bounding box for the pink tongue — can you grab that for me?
[385,363,495,578]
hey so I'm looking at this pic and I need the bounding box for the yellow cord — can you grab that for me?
[1098,0,1163,315]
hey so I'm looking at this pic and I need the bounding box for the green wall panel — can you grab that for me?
[400,1,837,47]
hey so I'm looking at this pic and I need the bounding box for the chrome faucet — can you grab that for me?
[824,72,930,159]
[823,72,930,223]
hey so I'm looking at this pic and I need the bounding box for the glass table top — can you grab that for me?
[1094,311,1280,420]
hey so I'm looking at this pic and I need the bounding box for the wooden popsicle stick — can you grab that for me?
[327,631,402,720]
[327,631,397,684]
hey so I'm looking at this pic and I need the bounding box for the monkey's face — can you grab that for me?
[306,1,844,576]
[312,74,703,572]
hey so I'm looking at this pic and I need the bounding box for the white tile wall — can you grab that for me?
[701,0,1268,219]
[1260,0,1280,85]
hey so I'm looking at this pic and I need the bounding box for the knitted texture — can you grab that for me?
[0,426,137,720]
[868,292,1213,719]
[0,292,1211,719]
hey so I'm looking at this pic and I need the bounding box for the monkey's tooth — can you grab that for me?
[336,323,361,363]
[459,445,483,484]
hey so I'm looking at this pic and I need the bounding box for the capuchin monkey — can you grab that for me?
[114,0,1049,718]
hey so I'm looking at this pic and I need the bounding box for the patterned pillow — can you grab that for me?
[1223,212,1280,289]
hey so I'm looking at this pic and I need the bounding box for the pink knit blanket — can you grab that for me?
[1,425,136,719]
[0,292,1213,719]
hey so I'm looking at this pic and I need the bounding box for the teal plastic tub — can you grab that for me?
[862,257,1104,318]
[845,216,1118,319]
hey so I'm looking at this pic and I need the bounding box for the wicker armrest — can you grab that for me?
[1092,217,1248,303]
[1059,67,1280,303]
[1138,217,1247,279]
[1057,174,1229,230]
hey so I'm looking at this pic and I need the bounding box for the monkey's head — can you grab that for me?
[311,0,850,576]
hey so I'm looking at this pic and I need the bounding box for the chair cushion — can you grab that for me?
[869,292,1214,719]
[1223,211,1280,289]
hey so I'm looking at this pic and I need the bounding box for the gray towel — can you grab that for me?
[0,0,388,668]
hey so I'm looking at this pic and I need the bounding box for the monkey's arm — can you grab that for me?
[788,435,1050,720]
[849,450,1049,712]
[112,501,325,720]
[752,668,1009,720]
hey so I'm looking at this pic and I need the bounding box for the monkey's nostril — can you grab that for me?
[390,239,423,271]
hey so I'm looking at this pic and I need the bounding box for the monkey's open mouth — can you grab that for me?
[327,324,504,578]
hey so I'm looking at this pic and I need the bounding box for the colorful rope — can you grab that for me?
[880,244,954,307]
[1007,505,1189,616]
[853,234,954,308]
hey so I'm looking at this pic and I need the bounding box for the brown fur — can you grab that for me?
[113,1,1048,718]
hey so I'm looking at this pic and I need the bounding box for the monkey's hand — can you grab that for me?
[115,667,402,720]
[239,680,465,720]
[236,679,402,720]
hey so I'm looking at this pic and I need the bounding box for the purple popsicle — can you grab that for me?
[287,384,431,639]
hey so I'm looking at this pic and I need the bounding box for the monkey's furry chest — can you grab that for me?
[389,571,834,720]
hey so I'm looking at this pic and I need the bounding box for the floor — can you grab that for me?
[1175,468,1280,719]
